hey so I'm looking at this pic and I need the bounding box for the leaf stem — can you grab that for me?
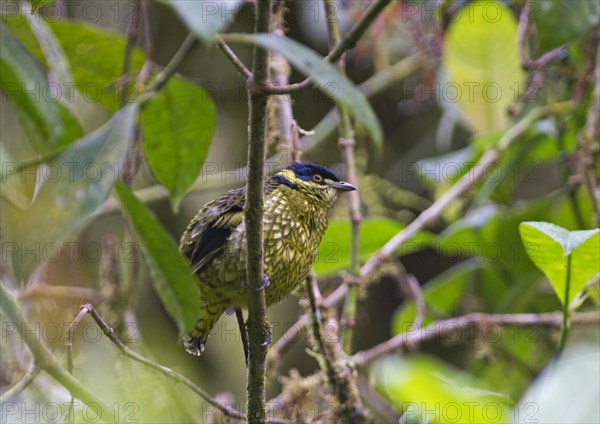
[558,254,572,352]
[138,33,199,104]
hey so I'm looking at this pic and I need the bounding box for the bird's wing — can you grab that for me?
[180,186,246,274]
[180,179,282,274]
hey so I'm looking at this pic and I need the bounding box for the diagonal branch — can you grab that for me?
[263,0,391,95]
[64,304,253,421]
[352,311,600,366]
[0,363,40,403]
[217,37,253,79]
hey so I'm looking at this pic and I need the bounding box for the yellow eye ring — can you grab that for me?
[313,174,323,183]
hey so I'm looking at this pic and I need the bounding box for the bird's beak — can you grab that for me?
[330,181,357,192]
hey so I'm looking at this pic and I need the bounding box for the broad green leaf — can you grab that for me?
[49,21,145,111]
[114,181,200,336]
[444,1,524,134]
[30,0,54,13]
[0,26,81,152]
[314,217,432,277]
[519,222,600,305]
[163,0,243,42]
[229,33,383,148]
[24,5,73,88]
[517,344,600,422]
[374,356,510,423]
[3,16,146,112]
[8,105,139,281]
[532,0,600,52]
[392,261,481,334]
[140,78,216,210]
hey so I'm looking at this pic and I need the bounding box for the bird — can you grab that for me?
[179,162,356,357]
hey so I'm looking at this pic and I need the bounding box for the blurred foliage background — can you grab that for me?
[1,0,599,423]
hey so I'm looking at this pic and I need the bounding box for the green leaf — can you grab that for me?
[443,1,524,134]
[3,15,144,112]
[49,21,145,111]
[8,105,139,281]
[519,222,600,305]
[3,16,146,112]
[140,78,216,210]
[163,0,244,42]
[374,356,510,423]
[532,0,600,52]
[31,0,54,13]
[114,181,200,336]
[25,6,73,87]
[0,25,81,152]
[392,261,481,334]
[230,33,383,148]
[314,217,432,277]
[517,344,600,422]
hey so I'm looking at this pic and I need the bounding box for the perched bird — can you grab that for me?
[179,162,356,356]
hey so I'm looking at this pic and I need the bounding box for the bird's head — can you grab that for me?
[272,162,356,207]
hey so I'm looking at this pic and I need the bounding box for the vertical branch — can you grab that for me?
[120,1,140,105]
[245,0,273,422]
[322,0,362,354]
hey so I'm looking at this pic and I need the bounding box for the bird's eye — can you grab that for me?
[313,174,323,183]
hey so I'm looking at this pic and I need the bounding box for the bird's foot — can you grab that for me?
[261,275,271,290]
[260,323,273,347]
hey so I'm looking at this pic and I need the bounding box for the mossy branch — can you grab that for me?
[244,0,273,422]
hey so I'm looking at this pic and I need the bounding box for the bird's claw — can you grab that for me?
[242,275,271,291]
[260,324,273,347]
[260,275,271,290]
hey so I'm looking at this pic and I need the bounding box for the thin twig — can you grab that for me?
[65,306,89,422]
[138,33,199,104]
[320,0,362,355]
[0,283,118,423]
[305,274,336,382]
[119,1,140,105]
[402,274,426,330]
[306,274,367,422]
[244,0,273,422]
[356,375,401,423]
[66,304,253,422]
[0,363,40,403]
[263,0,391,95]
[580,65,600,226]
[217,37,253,79]
[140,0,154,60]
[518,2,565,70]
[270,28,296,163]
[352,311,600,366]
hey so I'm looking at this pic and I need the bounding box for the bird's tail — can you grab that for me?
[183,306,225,356]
